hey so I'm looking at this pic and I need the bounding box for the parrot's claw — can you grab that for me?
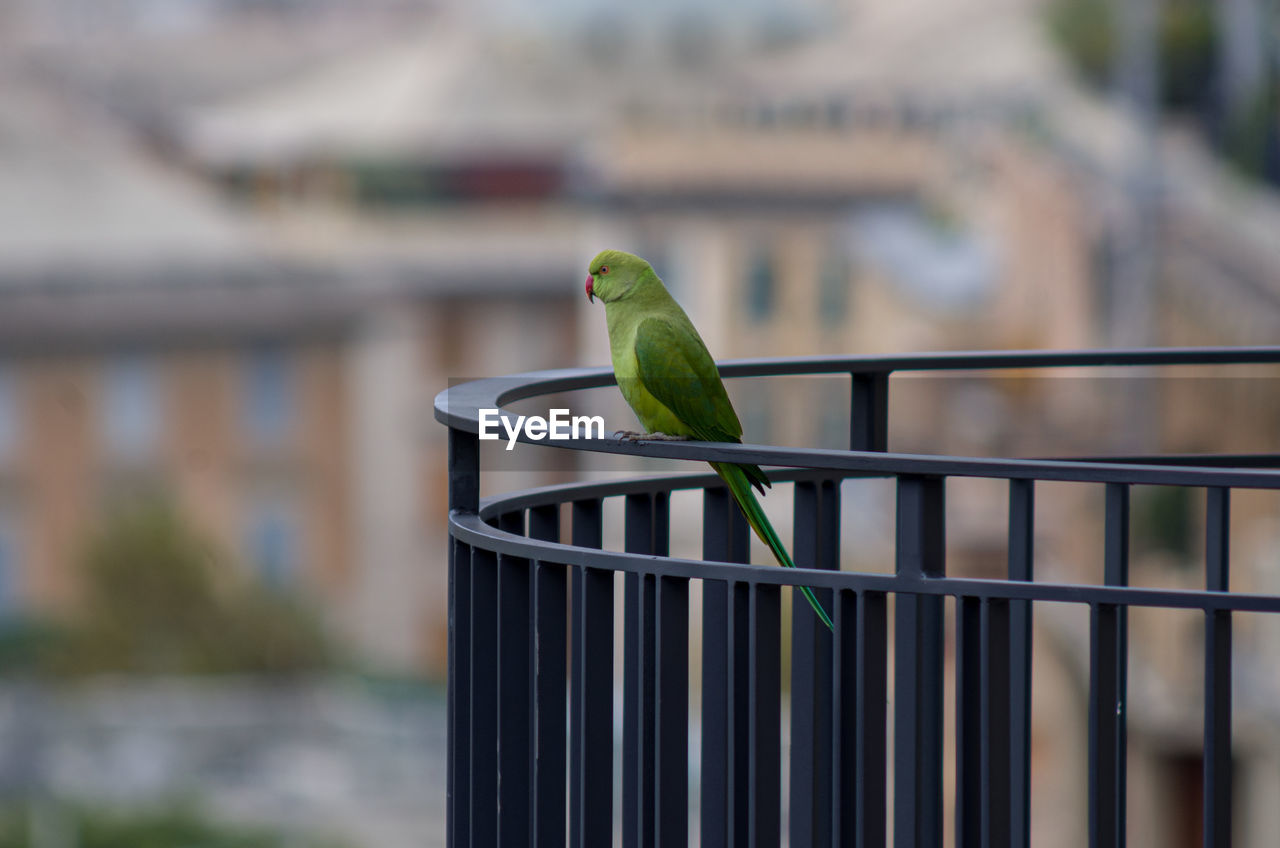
[612,430,690,442]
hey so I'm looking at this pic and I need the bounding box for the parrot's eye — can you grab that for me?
[599,265,609,275]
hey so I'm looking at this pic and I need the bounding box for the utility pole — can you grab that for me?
[1110,0,1161,452]
[1111,0,1160,351]
[1216,0,1268,120]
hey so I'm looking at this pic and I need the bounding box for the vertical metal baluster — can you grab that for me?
[1204,487,1232,848]
[655,574,689,846]
[956,596,982,848]
[729,503,750,563]
[578,565,615,848]
[1008,479,1035,848]
[497,553,532,844]
[894,475,946,848]
[528,504,558,544]
[791,479,837,847]
[449,427,480,512]
[470,547,499,847]
[623,511,642,848]
[1091,483,1129,848]
[703,486,752,848]
[499,510,525,537]
[653,492,670,557]
[832,589,856,847]
[570,499,610,848]
[749,582,782,848]
[703,483,752,565]
[702,488,732,848]
[449,537,473,848]
[447,427,479,848]
[624,494,657,848]
[649,494,682,843]
[1108,483,1129,848]
[851,372,890,452]
[833,586,889,847]
[701,574,729,848]
[732,581,752,844]
[1089,603,1121,848]
[531,501,566,848]
[982,599,1012,848]
[858,590,889,848]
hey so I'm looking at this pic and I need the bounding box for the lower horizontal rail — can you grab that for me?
[450,511,1280,613]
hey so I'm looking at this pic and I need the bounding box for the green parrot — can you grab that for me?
[585,249,833,630]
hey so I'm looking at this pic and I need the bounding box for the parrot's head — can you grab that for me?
[586,249,652,304]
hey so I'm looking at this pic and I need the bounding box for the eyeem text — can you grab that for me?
[478,408,606,450]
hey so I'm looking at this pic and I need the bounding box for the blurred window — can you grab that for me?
[0,369,15,459]
[246,500,298,588]
[851,204,994,309]
[243,346,294,445]
[818,248,852,326]
[102,356,159,459]
[745,246,775,322]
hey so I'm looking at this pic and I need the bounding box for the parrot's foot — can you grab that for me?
[612,430,691,442]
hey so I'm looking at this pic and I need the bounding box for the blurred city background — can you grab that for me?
[0,0,1279,845]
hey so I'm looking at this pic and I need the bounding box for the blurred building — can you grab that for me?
[0,55,582,674]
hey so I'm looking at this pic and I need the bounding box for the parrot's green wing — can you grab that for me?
[633,316,771,492]
[633,316,741,442]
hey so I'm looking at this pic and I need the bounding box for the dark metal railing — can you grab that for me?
[435,347,1280,848]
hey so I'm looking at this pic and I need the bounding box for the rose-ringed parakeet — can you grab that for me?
[586,249,834,630]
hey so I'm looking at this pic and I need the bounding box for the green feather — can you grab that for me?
[712,462,834,630]
[588,249,834,630]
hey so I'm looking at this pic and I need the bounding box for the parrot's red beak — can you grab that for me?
[585,275,595,302]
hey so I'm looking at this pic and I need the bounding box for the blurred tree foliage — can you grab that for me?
[37,502,334,676]
[1046,0,1115,90]
[1131,484,1193,561]
[1046,0,1278,183]
[1046,0,1217,111]
[0,802,349,848]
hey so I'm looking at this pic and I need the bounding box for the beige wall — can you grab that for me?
[8,338,355,631]
[165,349,236,554]
[300,343,353,600]
[22,358,95,609]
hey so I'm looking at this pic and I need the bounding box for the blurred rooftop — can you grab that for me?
[0,81,265,279]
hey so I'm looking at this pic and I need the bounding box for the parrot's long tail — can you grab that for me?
[710,461,835,631]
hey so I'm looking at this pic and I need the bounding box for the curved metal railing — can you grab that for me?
[435,347,1280,848]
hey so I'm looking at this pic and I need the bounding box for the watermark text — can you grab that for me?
[478,408,606,450]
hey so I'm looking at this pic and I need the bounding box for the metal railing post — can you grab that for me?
[569,499,611,848]
[1090,483,1130,848]
[446,426,478,848]
[624,494,658,848]
[1008,479,1035,848]
[895,475,946,848]
[529,506,567,848]
[851,372,889,452]
[702,486,751,848]
[1204,487,1232,848]
[790,479,838,847]
[748,583,782,847]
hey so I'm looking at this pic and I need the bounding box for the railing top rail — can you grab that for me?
[435,347,1280,489]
